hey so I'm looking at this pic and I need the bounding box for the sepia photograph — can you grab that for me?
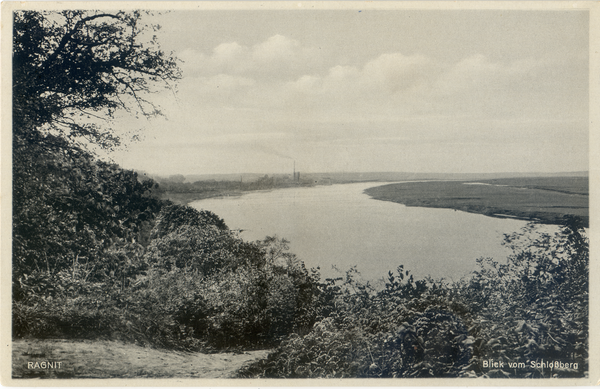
[1,1,597,384]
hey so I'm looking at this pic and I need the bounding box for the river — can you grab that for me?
[190,182,531,282]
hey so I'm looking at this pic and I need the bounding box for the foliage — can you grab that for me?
[13,9,190,351]
[13,135,162,294]
[143,205,240,274]
[13,10,181,151]
[14,204,325,351]
[239,267,475,378]
[12,9,177,298]
[150,204,228,237]
[12,278,194,350]
[461,219,588,378]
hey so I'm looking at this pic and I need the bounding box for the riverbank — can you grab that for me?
[12,339,270,379]
[158,189,245,205]
[365,177,588,227]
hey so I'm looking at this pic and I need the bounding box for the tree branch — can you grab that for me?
[42,13,122,71]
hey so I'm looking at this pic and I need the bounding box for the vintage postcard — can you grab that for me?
[1,1,598,386]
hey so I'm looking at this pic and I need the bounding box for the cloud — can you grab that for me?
[360,52,435,93]
[435,54,539,95]
[213,42,245,63]
[179,35,322,80]
[252,34,300,63]
[179,35,553,123]
[170,39,584,157]
[425,54,568,120]
[284,52,436,97]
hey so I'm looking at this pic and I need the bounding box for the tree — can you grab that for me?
[13,10,181,151]
[12,10,179,294]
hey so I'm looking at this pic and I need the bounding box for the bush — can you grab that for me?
[239,268,475,378]
[462,220,588,377]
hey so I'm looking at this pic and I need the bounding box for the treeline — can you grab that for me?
[153,174,313,204]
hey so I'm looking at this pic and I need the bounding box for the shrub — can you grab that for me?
[239,267,475,378]
[459,220,588,377]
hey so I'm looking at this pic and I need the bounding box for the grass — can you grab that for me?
[12,338,270,379]
[365,177,588,227]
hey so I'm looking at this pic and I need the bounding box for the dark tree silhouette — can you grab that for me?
[13,10,181,151]
[12,10,179,283]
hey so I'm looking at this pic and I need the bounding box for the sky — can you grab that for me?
[107,8,589,176]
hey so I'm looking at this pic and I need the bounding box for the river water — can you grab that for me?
[190,182,530,282]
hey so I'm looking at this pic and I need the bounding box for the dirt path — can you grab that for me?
[12,339,270,379]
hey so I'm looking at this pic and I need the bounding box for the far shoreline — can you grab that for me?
[364,177,589,228]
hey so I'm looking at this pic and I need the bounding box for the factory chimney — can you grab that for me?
[293,161,300,182]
